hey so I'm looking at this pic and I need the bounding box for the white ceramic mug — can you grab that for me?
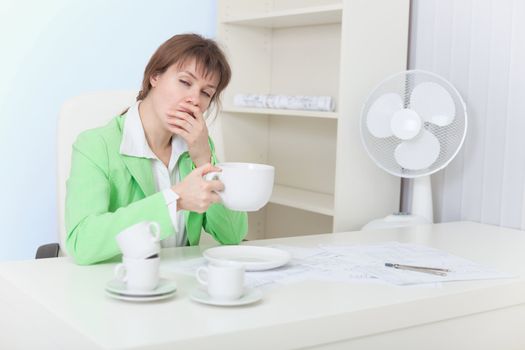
[114,256,160,291]
[196,262,245,301]
[205,162,275,211]
[116,221,161,259]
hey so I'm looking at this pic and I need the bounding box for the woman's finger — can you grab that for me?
[210,192,222,204]
[168,124,190,139]
[180,102,203,121]
[167,118,193,133]
[168,111,196,124]
[207,179,225,192]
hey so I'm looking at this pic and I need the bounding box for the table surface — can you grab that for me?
[1,221,525,350]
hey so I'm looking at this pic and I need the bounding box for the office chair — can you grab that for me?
[35,91,137,258]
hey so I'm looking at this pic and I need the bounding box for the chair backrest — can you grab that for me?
[57,91,137,254]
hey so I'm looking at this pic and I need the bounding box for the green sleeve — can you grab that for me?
[65,132,174,265]
[202,204,248,244]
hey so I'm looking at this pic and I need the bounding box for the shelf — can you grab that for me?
[269,184,334,216]
[223,107,338,120]
[218,0,410,236]
[222,4,343,28]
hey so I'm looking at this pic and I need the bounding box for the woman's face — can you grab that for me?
[148,58,219,130]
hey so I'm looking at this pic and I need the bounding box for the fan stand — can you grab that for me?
[411,175,433,223]
[361,176,433,230]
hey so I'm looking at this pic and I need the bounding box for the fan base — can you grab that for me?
[361,213,431,231]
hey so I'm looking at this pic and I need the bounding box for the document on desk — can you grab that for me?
[163,242,515,287]
[315,242,515,285]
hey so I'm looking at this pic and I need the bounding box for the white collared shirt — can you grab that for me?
[120,101,187,247]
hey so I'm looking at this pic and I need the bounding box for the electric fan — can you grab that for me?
[360,69,467,230]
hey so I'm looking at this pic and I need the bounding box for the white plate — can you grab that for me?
[105,278,177,297]
[203,246,291,271]
[105,290,176,302]
[190,287,262,306]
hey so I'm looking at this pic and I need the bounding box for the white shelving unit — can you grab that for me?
[215,0,410,240]
[271,185,334,216]
[222,4,343,28]
[223,107,338,119]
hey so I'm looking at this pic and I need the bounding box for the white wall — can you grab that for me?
[0,0,217,261]
[410,0,525,229]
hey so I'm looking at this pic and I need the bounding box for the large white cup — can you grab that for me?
[114,256,160,291]
[116,221,161,259]
[205,162,274,211]
[196,262,245,301]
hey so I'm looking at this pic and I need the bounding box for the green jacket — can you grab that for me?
[65,115,248,265]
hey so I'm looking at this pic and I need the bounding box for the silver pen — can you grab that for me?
[385,262,450,276]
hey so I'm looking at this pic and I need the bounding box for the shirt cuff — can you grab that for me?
[162,188,179,231]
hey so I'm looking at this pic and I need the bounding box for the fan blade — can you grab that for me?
[366,93,403,138]
[394,130,440,170]
[410,82,455,126]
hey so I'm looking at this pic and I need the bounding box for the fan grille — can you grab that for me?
[360,70,467,178]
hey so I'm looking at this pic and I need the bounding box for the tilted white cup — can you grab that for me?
[116,221,161,259]
[196,262,245,301]
[114,256,160,291]
[205,162,275,211]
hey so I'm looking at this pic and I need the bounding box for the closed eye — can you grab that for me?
[179,79,191,86]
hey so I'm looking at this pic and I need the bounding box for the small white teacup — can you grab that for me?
[116,221,161,259]
[114,256,160,291]
[205,162,274,211]
[196,262,245,301]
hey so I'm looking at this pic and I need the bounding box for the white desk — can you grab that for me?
[1,222,525,350]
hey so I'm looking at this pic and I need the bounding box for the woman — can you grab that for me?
[66,34,247,265]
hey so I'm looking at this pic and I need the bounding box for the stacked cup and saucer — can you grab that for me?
[105,221,177,302]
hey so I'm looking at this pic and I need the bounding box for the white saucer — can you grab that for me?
[105,289,176,302]
[203,246,291,271]
[105,278,177,297]
[190,288,262,306]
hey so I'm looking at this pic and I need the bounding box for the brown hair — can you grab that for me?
[138,33,231,108]
[120,34,231,117]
